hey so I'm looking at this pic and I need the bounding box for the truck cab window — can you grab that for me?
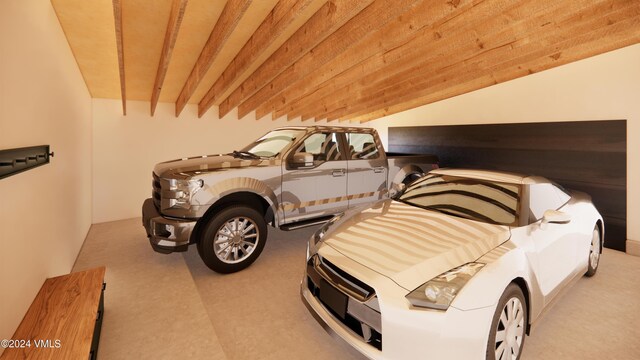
[294,132,343,164]
[241,129,304,157]
[348,133,379,160]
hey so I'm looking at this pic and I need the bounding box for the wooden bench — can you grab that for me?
[1,267,106,360]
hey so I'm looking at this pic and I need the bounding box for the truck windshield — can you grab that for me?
[241,129,305,158]
[397,174,521,226]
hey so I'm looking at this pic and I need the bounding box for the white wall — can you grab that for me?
[92,99,342,223]
[368,44,640,252]
[0,0,93,348]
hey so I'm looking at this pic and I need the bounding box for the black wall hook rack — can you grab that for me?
[0,145,53,180]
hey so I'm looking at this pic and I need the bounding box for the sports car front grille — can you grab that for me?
[316,257,375,301]
[307,255,382,350]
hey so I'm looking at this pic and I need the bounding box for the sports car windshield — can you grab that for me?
[398,174,521,226]
[241,129,304,158]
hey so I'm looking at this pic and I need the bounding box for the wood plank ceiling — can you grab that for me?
[52,0,640,123]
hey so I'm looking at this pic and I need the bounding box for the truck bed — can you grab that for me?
[386,152,439,161]
[386,152,439,186]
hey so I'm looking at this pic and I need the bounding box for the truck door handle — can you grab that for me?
[332,169,345,177]
[373,166,385,173]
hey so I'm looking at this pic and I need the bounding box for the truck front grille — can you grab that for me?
[152,173,162,208]
[307,255,382,350]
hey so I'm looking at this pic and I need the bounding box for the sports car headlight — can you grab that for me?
[313,213,344,244]
[170,179,204,208]
[405,262,485,310]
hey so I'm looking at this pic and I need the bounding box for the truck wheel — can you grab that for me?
[197,205,267,274]
[403,172,423,185]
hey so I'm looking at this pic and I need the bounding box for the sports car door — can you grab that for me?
[527,183,578,301]
[281,132,348,223]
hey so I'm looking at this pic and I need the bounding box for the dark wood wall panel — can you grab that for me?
[389,120,626,251]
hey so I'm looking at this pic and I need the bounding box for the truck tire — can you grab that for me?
[402,172,423,185]
[197,205,267,274]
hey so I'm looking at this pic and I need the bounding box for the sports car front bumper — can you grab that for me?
[301,258,497,360]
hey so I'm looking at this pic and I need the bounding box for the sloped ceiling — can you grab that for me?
[51,0,640,122]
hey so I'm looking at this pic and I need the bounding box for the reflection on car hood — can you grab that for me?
[320,200,510,290]
[153,154,282,179]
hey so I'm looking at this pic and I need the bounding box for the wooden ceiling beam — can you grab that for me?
[197,0,316,118]
[174,0,252,117]
[302,0,609,122]
[112,0,126,115]
[280,0,514,122]
[358,26,640,123]
[357,19,640,122]
[235,0,425,120]
[336,2,640,122]
[216,0,375,118]
[308,0,637,121]
[295,0,559,121]
[151,0,188,116]
[259,0,482,121]
[351,5,640,122]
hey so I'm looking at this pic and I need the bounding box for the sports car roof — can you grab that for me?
[430,168,549,185]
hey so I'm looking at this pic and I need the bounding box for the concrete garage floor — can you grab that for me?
[73,218,640,360]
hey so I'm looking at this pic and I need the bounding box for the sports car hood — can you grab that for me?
[319,200,511,290]
[153,154,281,179]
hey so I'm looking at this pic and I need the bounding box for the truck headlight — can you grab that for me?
[405,262,485,310]
[170,179,204,209]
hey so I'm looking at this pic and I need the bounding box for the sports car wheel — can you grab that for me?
[487,283,527,360]
[586,226,601,277]
[197,205,267,274]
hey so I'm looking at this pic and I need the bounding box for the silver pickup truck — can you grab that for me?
[142,126,437,273]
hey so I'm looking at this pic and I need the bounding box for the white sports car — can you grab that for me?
[301,168,603,360]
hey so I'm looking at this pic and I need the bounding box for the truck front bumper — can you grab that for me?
[142,198,195,253]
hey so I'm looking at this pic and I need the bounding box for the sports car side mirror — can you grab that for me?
[542,209,571,224]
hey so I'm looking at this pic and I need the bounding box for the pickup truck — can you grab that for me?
[142,126,438,273]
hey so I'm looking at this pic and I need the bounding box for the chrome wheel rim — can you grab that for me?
[213,217,259,264]
[590,229,600,269]
[495,297,525,360]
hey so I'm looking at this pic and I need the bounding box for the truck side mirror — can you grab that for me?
[289,152,314,169]
[389,182,406,198]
